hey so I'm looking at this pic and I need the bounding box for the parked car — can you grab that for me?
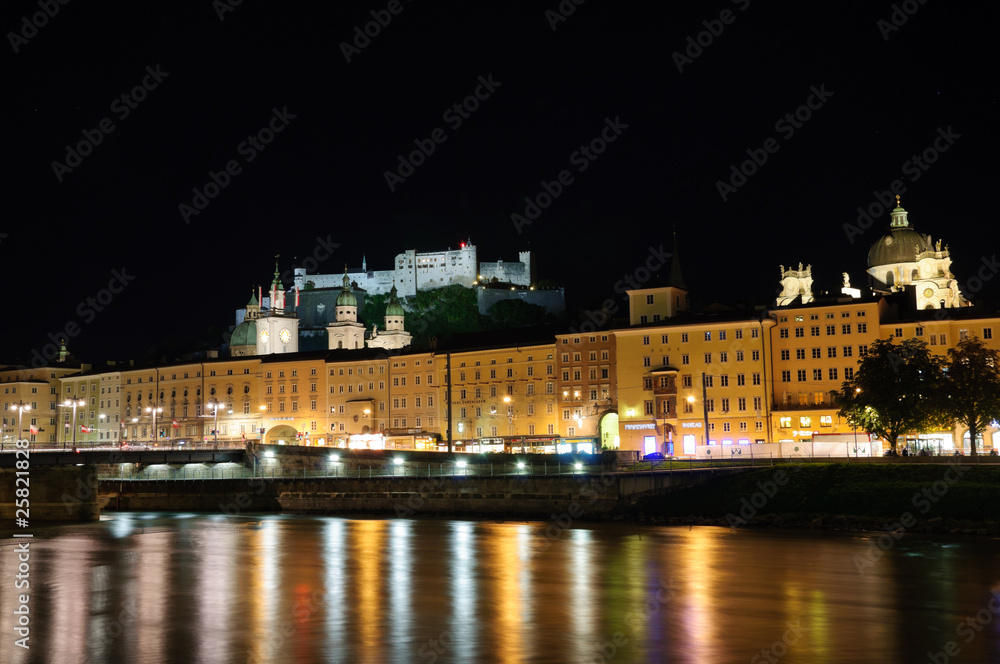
[643,452,666,461]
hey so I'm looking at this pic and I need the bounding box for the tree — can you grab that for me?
[939,336,1000,456]
[833,337,945,453]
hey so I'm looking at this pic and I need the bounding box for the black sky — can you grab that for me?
[5,0,997,364]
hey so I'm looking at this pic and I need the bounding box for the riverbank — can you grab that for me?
[613,462,1000,536]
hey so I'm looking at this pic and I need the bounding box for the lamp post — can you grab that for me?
[146,406,163,447]
[207,402,220,448]
[853,388,861,456]
[63,399,85,451]
[13,402,30,447]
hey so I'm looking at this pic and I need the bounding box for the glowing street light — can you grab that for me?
[63,399,85,451]
[146,405,163,446]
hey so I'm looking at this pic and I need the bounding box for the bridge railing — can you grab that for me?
[95,456,775,482]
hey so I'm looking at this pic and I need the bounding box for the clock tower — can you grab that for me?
[255,259,299,355]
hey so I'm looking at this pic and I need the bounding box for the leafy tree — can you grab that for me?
[939,336,1000,456]
[833,337,946,453]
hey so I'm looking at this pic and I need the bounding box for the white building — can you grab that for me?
[292,241,532,297]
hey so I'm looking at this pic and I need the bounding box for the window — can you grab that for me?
[857,323,867,334]
[828,368,838,380]
[719,352,728,362]
[721,398,730,412]
[795,349,805,360]
[781,371,791,382]
[811,326,820,336]
[703,375,713,388]
[780,416,792,428]
[720,331,727,341]
[811,348,821,359]
[704,332,712,341]
[984,328,993,340]
[751,328,759,338]
[895,328,904,338]
[646,294,654,304]
[820,415,833,427]
[640,315,648,324]
[780,329,789,339]
[752,350,760,361]
[682,375,692,388]
[827,347,837,358]
[845,367,855,379]
[753,396,761,410]
[781,350,790,361]
[843,346,853,357]
[795,327,804,338]
[737,374,745,386]
[705,399,715,413]
[704,353,712,363]
[738,397,746,411]
[644,401,654,415]
[642,336,650,346]
[681,333,689,343]
[797,370,806,381]
[643,357,651,367]
[813,369,822,380]
[661,335,669,343]
[719,375,729,387]
[859,345,868,356]
[826,325,836,335]
[682,354,690,365]
[735,351,744,361]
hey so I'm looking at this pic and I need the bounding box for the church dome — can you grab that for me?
[231,319,257,347]
[385,284,404,316]
[866,200,931,267]
[336,272,357,307]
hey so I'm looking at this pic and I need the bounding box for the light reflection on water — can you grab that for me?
[2,515,1000,663]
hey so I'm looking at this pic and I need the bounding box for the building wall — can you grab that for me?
[448,344,558,443]
[325,356,389,444]
[555,331,616,441]
[616,319,772,454]
[768,300,883,443]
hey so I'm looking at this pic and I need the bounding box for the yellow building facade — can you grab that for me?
[615,315,774,456]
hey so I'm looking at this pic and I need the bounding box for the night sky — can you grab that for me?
[5,1,996,364]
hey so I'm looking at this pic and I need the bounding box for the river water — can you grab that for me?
[2,513,1000,664]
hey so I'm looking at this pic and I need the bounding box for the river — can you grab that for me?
[3,513,1000,663]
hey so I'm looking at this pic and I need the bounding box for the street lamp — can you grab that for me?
[146,406,163,447]
[13,402,30,447]
[63,399,85,451]
[853,388,861,455]
[207,402,220,447]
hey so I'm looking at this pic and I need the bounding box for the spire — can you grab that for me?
[362,255,367,271]
[890,195,909,228]
[667,230,687,290]
[271,255,282,286]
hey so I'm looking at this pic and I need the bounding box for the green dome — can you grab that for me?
[336,272,357,307]
[385,285,404,316]
[231,319,257,347]
[867,203,931,268]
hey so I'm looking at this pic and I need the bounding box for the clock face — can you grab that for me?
[280,328,291,344]
[923,288,934,298]
[260,330,269,344]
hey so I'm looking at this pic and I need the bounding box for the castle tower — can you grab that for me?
[328,269,366,349]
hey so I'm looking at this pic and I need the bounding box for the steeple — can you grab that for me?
[269,256,286,313]
[667,230,687,290]
[890,195,909,228]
